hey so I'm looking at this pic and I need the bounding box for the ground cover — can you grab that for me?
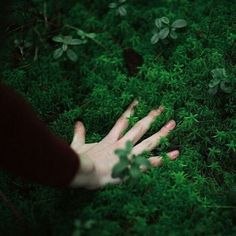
[0,0,235,235]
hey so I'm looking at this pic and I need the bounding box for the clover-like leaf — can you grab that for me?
[52,35,64,43]
[118,6,127,16]
[130,165,141,179]
[77,29,86,39]
[220,81,232,93]
[159,27,170,39]
[170,29,178,39]
[86,33,96,39]
[66,49,78,62]
[161,17,170,25]
[112,161,129,178]
[53,47,63,59]
[211,68,227,80]
[209,78,221,88]
[125,140,133,154]
[171,19,187,28]
[133,156,151,168]
[155,18,162,29]
[67,39,84,45]
[151,33,159,44]
[62,44,68,51]
[109,2,117,8]
[208,86,218,95]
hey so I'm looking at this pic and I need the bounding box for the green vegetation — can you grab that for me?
[0,0,236,235]
[151,17,187,44]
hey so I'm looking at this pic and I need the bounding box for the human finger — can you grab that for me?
[104,99,139,142]
[119,106,164,145]
[140,150,179,171]
[131,119,176,155]
[71,121,86,149]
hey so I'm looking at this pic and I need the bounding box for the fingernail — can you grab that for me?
[166,120,176,129]
[169,150,179,159]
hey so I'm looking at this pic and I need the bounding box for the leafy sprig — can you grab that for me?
[151,17,187,44]
[208,68,233,95]
[112,141,151,181]
[52,35,86,62]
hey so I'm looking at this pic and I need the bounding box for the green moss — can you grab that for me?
[0,0,235,235]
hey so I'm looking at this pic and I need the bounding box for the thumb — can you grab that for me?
[71,121,86,149]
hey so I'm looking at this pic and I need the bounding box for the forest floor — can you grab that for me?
[0,0,235,235]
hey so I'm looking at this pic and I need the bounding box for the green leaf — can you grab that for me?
[211,68,227,79]
[66,49,78,62]
[170,30,178,39]
[151,33,159,44]
[171,19,187,28]
[112,161,128,178]
[67,39,84,45]
[161,17,170,24]
[159,27,170,39]
[125,140,133,153]
[118,6,127,16]
[130,165,141,179]
[155,18,162,28]
[77,29,86,38]
[220,81,232,93]
[209,78,220,88]
[86,33,96,39]
[114,149,127,158]
[52,35,64,43]
[119,0,126,3]
[208,86,218,95]
[62,44,68,51]
[109,2,117,8]
[133,156,151,168]
[53,47,63,59]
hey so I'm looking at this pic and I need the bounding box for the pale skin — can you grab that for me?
[70,99,179,189]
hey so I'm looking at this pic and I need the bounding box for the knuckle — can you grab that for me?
[117,116,125,124]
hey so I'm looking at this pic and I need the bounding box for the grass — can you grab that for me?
[0,0,235,235]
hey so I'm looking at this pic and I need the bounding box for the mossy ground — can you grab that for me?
[0,0,236,235]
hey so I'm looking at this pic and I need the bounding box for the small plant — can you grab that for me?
[151,17,187,44]
[208,68,233,95]
[112,141,151,181]
[109,0,127,16]
[52,35,86,62]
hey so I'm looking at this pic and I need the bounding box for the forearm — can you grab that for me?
[0,82,80,187]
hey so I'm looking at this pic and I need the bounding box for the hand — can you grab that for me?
[70,99,179,189]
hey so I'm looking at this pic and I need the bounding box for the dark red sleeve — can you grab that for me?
[0,83,80,187]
